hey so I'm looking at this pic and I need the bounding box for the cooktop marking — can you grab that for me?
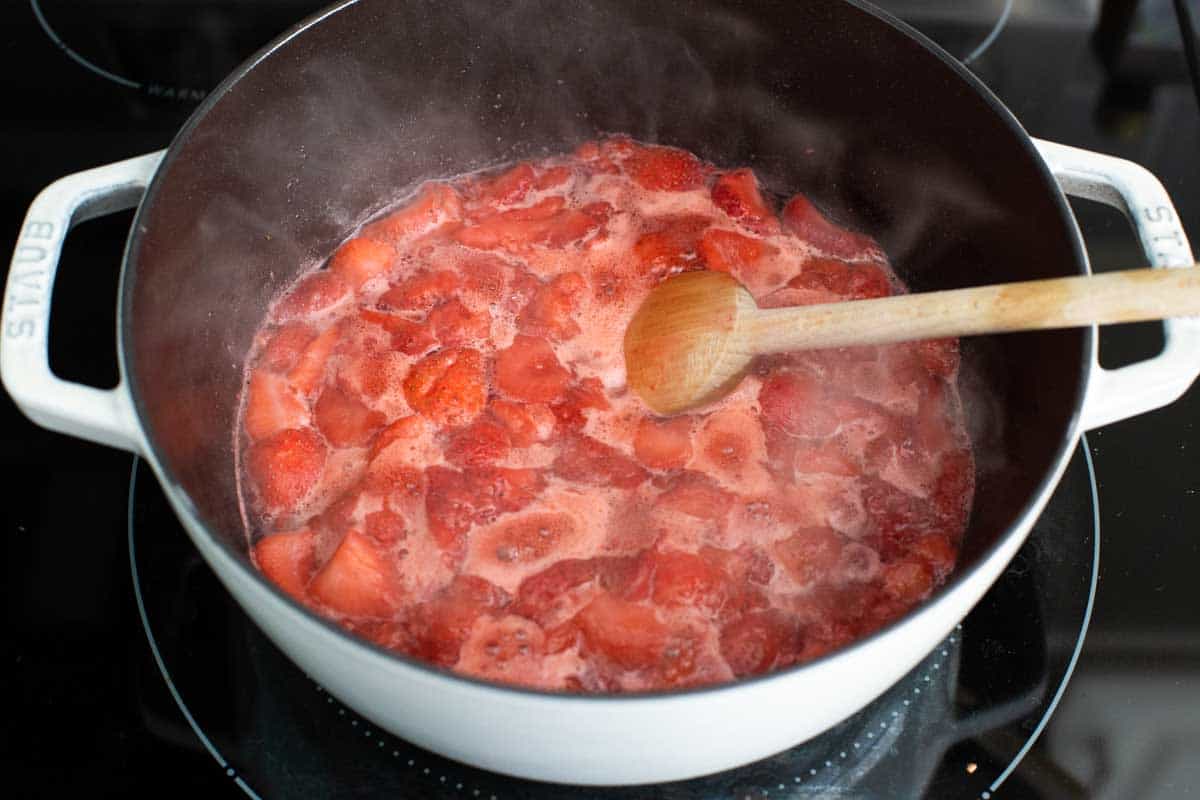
[982,434,1101,798]
[29,0,141,89]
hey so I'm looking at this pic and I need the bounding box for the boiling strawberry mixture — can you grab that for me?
[239,137,974,692]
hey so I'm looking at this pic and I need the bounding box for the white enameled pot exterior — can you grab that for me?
[2,141,1196,785]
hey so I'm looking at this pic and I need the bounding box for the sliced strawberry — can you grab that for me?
[378,270,461,312]
[655,471,733,520]
[697,410,757,478]
[244,370,308,441]
[491,399,555,447]
[458,253,512,301]
[275,270,350,319]
[402,347,487,427]
[780,194,878,260]
[698,228,775,276]
[861,477,940,548]
[649,549,729,613]
[309,530,400,618]
[457,197,610,251]
[773,526,844,588]
[881,559,934,604]
[364,509,407,546]
[787,257,891,300]
[575,593,669,670]
[908,532,956,581]
[719,610,802,677]
[363,182,463,244]
[472,162,536,208]
[932,448,973,530]
[246,427,327,513]
[915,337,960,378]
[428,298,491,345]
[328,236,396,290]
[512,557,606,624]
[481,511,578,565]
[518,272,586,341]
[368,414,429,460]
[425,466,545,554]
[624,144,707,191]
[408,574,510,667]
[553,435,648,488]
[534,165,572,190]
[495,335,571,403]
[259,323,316,373]
[633,416,694,469]
[790,434,860,477]
[253,528,316,602]
[632,215,710,270]
[758,371,840,438]
[445,418,512,467]
[711,169,774,232]
[550,377,610,431]
[456,614,548,686]
[358,309,437,356]
[287,325,340,397]
[313,384,386,447]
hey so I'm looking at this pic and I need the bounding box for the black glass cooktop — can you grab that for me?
[3,2,1200,798]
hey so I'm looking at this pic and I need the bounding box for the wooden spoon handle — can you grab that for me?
[746,266,1200,354]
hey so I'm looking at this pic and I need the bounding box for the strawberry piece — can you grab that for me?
[364,509,407,546]
[915,337,960,378]
[378,270,461,312]
[368,414,429,461]
[495,335,571,403]
[483,512,578,565]
[791,435,860,477]
[711,169,774,232]
[358,308,437,356]
[633,416,694,469]
[260,323,316,373]
[457,197,610,251]
[550,378,610,431]
[787,257,891,301]
[575,593,669,670]
[287,325,340,397]
[700,424,753,477]
[773,526,844,588]
[456,614,549,686]
[534,165,572,190]
[932,448,973,529]
[881,559,934,604]
[780,193,878,260]
[698,228,774,276]
[458,253,512,301]
[491,399,555,447]
[428,298,491,345]
[253,528,316,602]
[246,427,327,513]
[313,384,386,447]
[425,466,546,553]
[403,347,487,427]
[328,236,396,290]
[554,436,648,488]
[908,532,956,580]
[363,182,463,244]
[275,270,350,319]
[624,144,707,191]
[310,530,400,618]
[473,162,536,207]
[632,215,710,270]
[650,549,729,612]
[408,575,510,666]
[244,370,308,441]
[758,371,840,438]
[518,272,586,341]
[512,557,605,624]
[655,471,733,520]
[719,610,802,677]
[445,418,512,467]
[861,477,940,548]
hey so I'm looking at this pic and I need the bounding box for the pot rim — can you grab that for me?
[117,0,1093,703]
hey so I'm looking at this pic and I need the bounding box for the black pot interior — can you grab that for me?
[124,0,1087,583]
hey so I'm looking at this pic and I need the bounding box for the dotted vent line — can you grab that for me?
[316,625,962,800]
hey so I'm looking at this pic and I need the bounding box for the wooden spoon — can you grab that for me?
[623,266,1200,415]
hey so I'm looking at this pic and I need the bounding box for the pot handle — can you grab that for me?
[1,151,165,454]
[1034,138,1199,430]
